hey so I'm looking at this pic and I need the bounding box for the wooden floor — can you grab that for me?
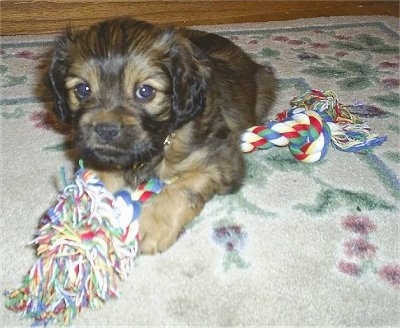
[1,1,399,36]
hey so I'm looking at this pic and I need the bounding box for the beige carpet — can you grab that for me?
[1,16,399,326]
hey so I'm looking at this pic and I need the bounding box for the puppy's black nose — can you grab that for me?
[94,123,121,142]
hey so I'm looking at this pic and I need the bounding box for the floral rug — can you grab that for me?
[1,16,399,326]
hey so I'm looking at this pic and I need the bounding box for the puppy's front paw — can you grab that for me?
[137,182,204,254]
[138,209,179,254]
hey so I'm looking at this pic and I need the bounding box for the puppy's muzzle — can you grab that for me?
[95,123,121,143]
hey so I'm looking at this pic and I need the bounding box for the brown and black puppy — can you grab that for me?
[49,18,276,254]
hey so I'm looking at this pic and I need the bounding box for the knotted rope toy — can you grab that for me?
[241,89,387,162]
[5,165,164,326]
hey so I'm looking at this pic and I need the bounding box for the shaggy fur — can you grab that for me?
[49,18,277,254]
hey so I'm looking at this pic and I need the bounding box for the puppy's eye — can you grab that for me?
[74,83,91,100]
[136,84,155,101]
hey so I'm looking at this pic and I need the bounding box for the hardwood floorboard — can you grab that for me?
[1,1,399,35]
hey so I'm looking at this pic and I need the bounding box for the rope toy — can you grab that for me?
[5,165,164,326]
[241,89,387,162]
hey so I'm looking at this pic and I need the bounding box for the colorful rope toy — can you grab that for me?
[241,89,387,162]
[5,166,164,326]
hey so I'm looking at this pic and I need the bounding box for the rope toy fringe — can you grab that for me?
[5,166,164,326]
[241,89,387,162]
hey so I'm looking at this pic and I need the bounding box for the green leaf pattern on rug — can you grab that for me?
[302,59,380,91]
[278,77,311,93]
[370,92,400,108]
[0,56,28,88]
[0,69,28,88]
[332,34,399,55]
[359,154,400,200]
[43,141,75,152]
[383,151,400,164]
[260,47,280,58]
[1,107,27,119]
[297,187,396,215]
[388,123,400,134]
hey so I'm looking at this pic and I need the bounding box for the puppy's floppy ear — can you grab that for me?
[165,32,210,130]
[48,35,71,123]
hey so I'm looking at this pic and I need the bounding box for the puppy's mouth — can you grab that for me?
[92,144,126,160]
[80,142,154,169]
[76,128,158,169]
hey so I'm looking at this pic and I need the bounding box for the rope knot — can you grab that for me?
[241,107,331,163]
[241,89,387,163]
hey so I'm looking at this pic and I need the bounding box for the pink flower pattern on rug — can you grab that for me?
[338,215,400,288]
[212,221,249,271]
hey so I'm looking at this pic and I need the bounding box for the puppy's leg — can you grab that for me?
[96,170,126,193]
[254,65,277,122]
[138,170,217,254]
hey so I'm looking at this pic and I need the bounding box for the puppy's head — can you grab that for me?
[49,18,209,169]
